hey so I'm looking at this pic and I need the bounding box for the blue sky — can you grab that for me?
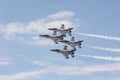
[0,0,120,80]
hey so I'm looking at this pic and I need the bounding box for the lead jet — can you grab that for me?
[59,37,83,49]
[48,24,73,36]
[50,46,76,59]
[39,31,65,44]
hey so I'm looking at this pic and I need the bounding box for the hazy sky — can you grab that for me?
[0,0,120,80]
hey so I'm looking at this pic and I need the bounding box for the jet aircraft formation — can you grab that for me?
[39,24,83,59]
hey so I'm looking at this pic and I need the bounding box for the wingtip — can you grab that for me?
[74,48,76,51]
[79,40,83,43]
[39,35,45,37]
[70,27,74,29]
[72,55,75,58]
[48,28,51,30]
[39,35,42,37]
[50,49,54,51]
[66,57,69,59]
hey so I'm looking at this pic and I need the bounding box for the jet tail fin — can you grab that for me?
[53,31,57,35]
[71,37,75,41]
[63,45,67,50]
[60,24,65,29]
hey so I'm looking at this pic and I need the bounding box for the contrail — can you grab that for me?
[80,54,120,62]
[77,33,120,42]
[89,46,120,53]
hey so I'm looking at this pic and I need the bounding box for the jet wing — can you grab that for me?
[57,34,65,38]
[60,40,70,44]
[50,49,69,59]
[65,28,73,31]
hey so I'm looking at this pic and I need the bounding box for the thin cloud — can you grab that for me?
[0,66,53,80]
[17,54,55,67]
[80,62,120,74]
[47,11,75,20]
[0,11,77,45]
[80,54,120,62]
[28,38,54,46]
[0,62,120,80]
[112,78,120,80]
[89,46,120,53]
[0,58,10,66]
[31,60,52,67]
[77,33,120,42]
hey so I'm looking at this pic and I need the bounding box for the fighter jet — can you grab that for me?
[59,37,83,49]
[39,31,65,44]
[50,46,76,59]
[48,24,73,36]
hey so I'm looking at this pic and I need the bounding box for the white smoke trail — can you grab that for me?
[90,46,120,53]
[80,54,120,62]
[77,33,120,42]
